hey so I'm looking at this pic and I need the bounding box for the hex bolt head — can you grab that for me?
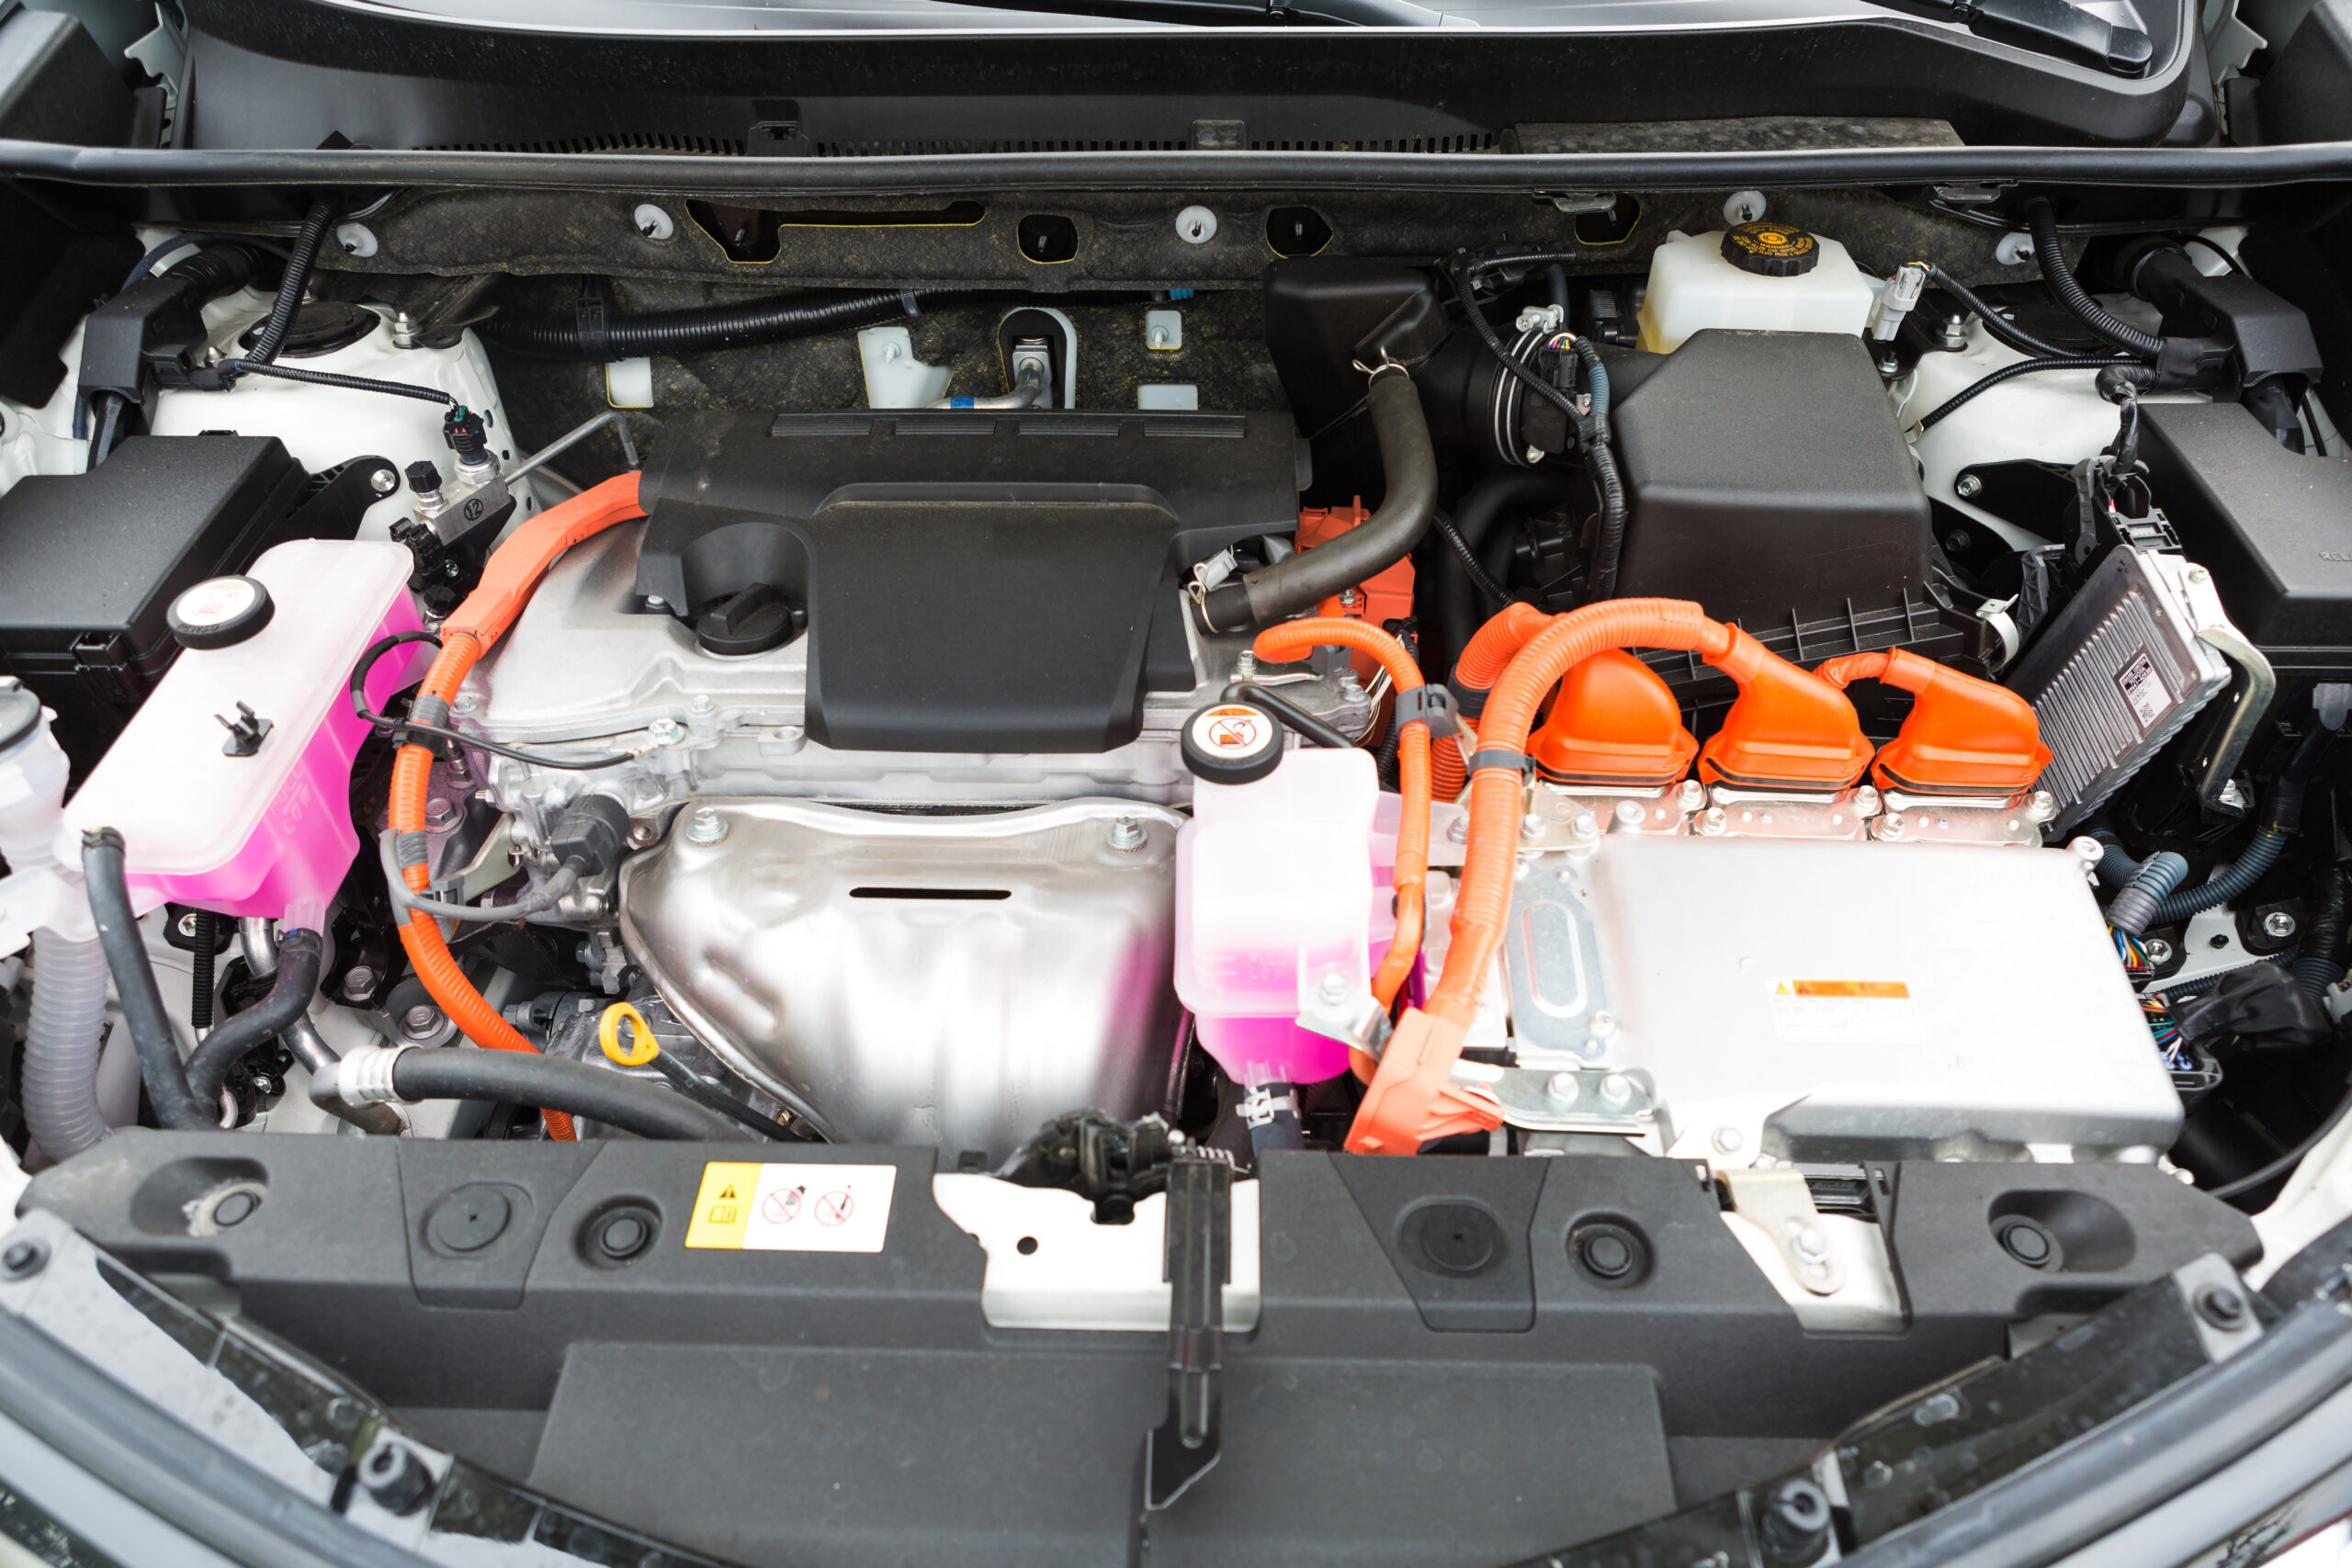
[1446,814,1471,845]
[1569,811,1600,842]
[1676,779,1706,813]
[1589,1010,1617,1038]
[1876,812,1908,841]
[369,466,400,495]
[1106,816,1148,852]
[686,807,729,845]
[401,1004,445,1041]
[1790,1224,1830,1263]
[1598,1073,1634,1109]
[2026,789,2057,823]
[1521,812,1548,841]
[424,796,458,831]
[2143,938,2175,967]
[0,1239,46,1280]
[175,912,200,939]
[646,717,684,746]
[1698,807,1728,837]
[2265,909,2299,939]
[1955,472,1983,499]
[340,965,378,1001]
[1712,1125,1745,1154]
[2195,1284,2248,1329]
[1545,1071,1580,1104]
[1612,799,1647,831]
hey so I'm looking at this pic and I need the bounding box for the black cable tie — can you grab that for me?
[576,276,613,364]
[1465,747,1528,775]
[1394,683,1461,739]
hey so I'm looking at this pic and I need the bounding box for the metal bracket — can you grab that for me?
[1721,1168,1847,1296]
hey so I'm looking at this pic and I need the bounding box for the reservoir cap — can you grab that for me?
[1182,700,1283,784]
[166,575,274,651]
[1722,221,1820,277]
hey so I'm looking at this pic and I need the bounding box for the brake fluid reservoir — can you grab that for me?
[1635,222,1876,353]
[61,539,427,929]
[1173,702,1386,1088]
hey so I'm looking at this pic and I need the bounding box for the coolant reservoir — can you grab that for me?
[1635,222,1876,354]
[61,539,425,930]
[1173,704,1386,1088]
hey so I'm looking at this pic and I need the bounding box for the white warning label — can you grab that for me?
[2116,650,2172,731]
[1768,979,1922,1045]
[685,1161,899,1253]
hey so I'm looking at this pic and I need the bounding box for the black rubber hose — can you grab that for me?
[1222,682,1354,750]
[183,931,322,1112]
[2024,198,2164,359]
[243,197,334,367]
[77,830,212,1132]
[1917,355,2139,431]
[1924,266,2080,361]
[1439,471,1580,661]
[388,1049,747,1141]
[2296,868,2348,999]
[481,288,925,360]
[188,912,216,1033]
[221,360,456,405]
[2148,826,2293,930]
[1199,369,1437,632]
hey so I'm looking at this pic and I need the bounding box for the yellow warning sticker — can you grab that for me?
[685,1161,899,1253]
[1767,978,1921,1044]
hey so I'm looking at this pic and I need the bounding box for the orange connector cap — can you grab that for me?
[1696,626,1873,791]
[1815,648,2053,796]
[1529,649,1697,787]
[1301,499,1415,632]
[1345,1009,1501,1156]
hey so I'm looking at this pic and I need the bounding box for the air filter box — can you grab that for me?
[0,434,309,776]
[1610,330,1935,631]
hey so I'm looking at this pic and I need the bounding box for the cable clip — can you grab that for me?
[1464,746,1529,776]
[1394,683,1462,739]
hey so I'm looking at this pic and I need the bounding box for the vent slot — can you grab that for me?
[420,130,747,155]
[849,887,1013,900]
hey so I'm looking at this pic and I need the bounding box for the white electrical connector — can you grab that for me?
[1869,262,1928,344]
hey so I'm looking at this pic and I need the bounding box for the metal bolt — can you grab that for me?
[1338,587,1363,610]
[1876,812,1908,840]
[2187,565,2211,585]
[1612,799,1647,832]
[1955,472,1983,500]
[686,807,729,845]
[1698,806,1728,837]
[0,1240,46,1279]
[341,965,378,1001]
[1855,785,1882,814]
[1545,1071,1580,1104]
[1712,1125,1745,1154]
[1791,1224,1830,1263]
[1447,814,1470,845]
[1233,650,1258,681]
[646,717,684,745]
[2143,938,2175,967]
[401,1004,444,1040]
[1589,1011,1617,1038]
[369,468,399,495]
[687,694,715,716]
[2265,909,2299,939]
[424,796,458,831]
[1521,812,1548,841]
[1107,816,1148,852]
[449,692,477,716]
[1524,444,1546,466]
[1317,971,1350,1006]
[2026,789,2057,823]
[1569,810,1600,842]
[628,821,658,847]
[645,596,669,612]
[1676,779,1706,813]
[2194,1284,2248,1329]
[1598,1072,1634,1109]
[176,912,200,939]
[1938,312,1968,352]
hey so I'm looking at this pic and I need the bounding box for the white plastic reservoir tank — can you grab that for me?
[1636,222,1877,354]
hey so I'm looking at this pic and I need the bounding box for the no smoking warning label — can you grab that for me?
[685,1161,899,1253]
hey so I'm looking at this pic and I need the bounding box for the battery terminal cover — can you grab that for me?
[1814,647,2053,796]
[1529,649,1697,787]
[1697,626,1875,791]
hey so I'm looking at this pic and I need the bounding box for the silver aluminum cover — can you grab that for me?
[618,796,1183,1155]
[1567,832,2181,1164]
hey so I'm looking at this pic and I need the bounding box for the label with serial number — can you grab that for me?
[685,1161,899,1253]
[1768,979,1921,1044]
[2116,649,2172,731]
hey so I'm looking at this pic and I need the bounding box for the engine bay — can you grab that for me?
[0,3,2350,1556]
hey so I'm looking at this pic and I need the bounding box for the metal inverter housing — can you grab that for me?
[2002,547,2235,835]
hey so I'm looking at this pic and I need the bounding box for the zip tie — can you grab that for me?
[1465,747,1528,774]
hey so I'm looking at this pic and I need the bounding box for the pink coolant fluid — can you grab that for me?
[62,540,427,931]
[1173,744,1399,1087]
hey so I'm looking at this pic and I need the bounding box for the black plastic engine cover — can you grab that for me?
[1610,330,1934,631]
[635,409,1301,752]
